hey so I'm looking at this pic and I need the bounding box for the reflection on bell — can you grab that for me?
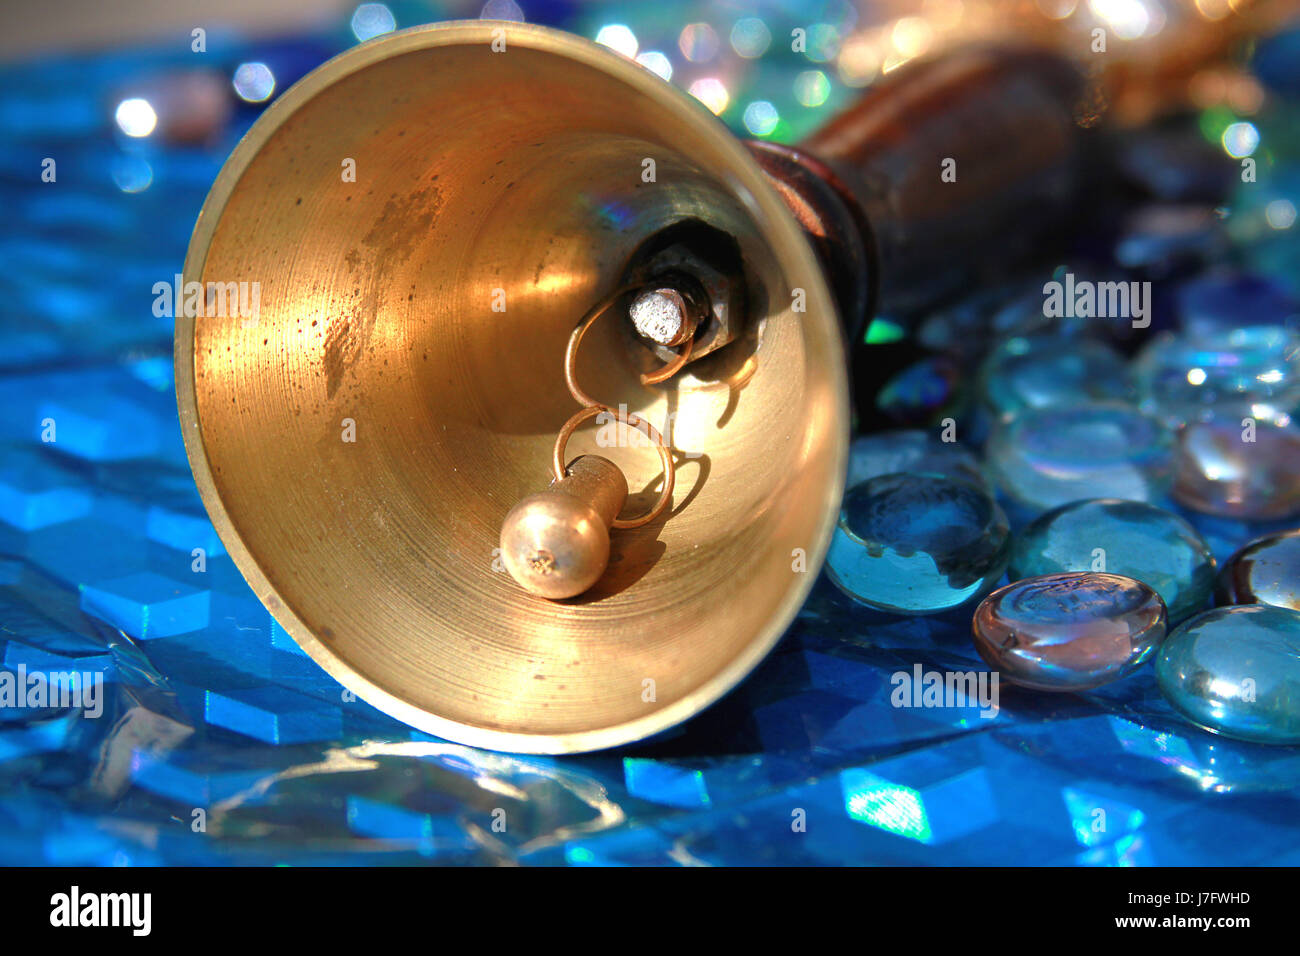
[176,22,1088,752]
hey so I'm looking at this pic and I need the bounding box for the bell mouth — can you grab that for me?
[177,21,848,753]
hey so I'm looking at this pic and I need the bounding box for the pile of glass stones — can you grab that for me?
[830,98,1300,744]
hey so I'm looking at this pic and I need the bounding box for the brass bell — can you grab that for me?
[176,22,1087,752]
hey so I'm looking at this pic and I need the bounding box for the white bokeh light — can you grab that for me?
[114,98,157,138]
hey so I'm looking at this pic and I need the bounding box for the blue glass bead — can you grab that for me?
[973,572,1166,691]
[875,356,962,426]
[1010,498,1216,623]
[977,333,1134,419]
[1172,418,1300,520]
[986,403,1175,513]
[1175,272,1298,339]
[847,430,987,490]
[1217,529,1300,610]
[826,473,1010,615]
[1156,605,1300,745]
[1134,325,1300,428]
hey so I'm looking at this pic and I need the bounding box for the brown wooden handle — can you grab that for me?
[753,46,1094,335]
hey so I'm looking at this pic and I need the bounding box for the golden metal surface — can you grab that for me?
[176,21,848,753]
[501,454,627,600]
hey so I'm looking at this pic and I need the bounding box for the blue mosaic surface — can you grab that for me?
[3,5,1300,866]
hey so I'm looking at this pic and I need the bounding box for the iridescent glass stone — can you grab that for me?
[875,356,962,426]
[1172,418,1300,520]
[973,572,1166,691]
[977,334,1134,419]
[1134,325,1300,427]
[847,430,987,490]
[826,473,1009,615]
[1217,529,1300,610]
[1156,605,1300,745]
[1010,498,1216,623]
[986,403,1175,513]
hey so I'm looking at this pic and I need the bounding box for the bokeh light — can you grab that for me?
[114,98,156,138]
[688,77,729,115]
[111,155,153,193]
[232,62,275,103]
[1265,199,1297,230]
[479,0,524,20]
[635,51,673,81]
[350,3,396,43]
[1036,0,1079,18]
[595,24,638,58]
[837,35,881,87]
[892,17,934,58]
[743,100,779,136]
[804,23,842,63]
[1088,0,1158,40]
[679,23,721,63]
[794,70,831,108]
[730,18,772,59]
[1221,121,1259,158]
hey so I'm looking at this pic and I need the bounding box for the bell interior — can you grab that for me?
[180,26,846,751]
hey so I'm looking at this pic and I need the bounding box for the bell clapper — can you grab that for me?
[501,279,703,599]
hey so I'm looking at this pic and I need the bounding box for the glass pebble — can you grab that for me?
[986,402,1174,513]
[977,333,1134,419]
[847,430,987,490]
[1172,417,1300,520]
[1010,498,1216,623]
[1175,272,1298,339]
[1156,605,1300,745]
[875,356,962,426]
[826,473,1009,615]
[1134,325,1300,428]
[973,572,1166,691]
[1217,529,1300,610]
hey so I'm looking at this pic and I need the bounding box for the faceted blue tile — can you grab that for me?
[80,571,210,639]
[24,518,148,587]
[36,393,160,461]
[346,795,434,848]
[131,751,271,805]
[1075,832,1156,866]
[562,826,674,867]
[1061,786,1146,848]
[0,445,92,531]
[0,713,75,761]
[204,685,342,745]
[0,559,21,585]
[840,764,998,845]
[623,758,711,809]
[3,640,115,679]
[43,822,161,867]
[270,619,308,657]
[145,505,226,556]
